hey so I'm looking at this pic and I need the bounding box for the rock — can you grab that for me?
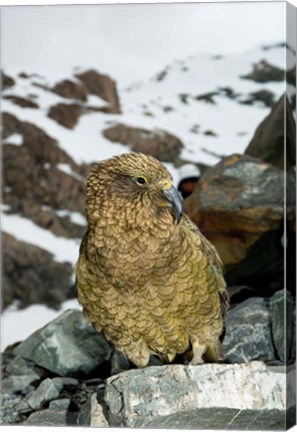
[5,355,46,379]
[47,103,82,129]
[103,123,183,163]
[3,95,39,109]
[183,154,293,290]
[75,69,121,114]
[245,94,296,170]
[240,60,284,83]
[51,377,79,392]
[2,375,40,394]
[240,89,275,108]
[269,289,295,363]
[90,393,109,427]
[27,378,60,410]
[3,232,74,311]
[1,71,15,89]
[223,297,275,363]
[13,309,113,377]
[195,91,218,104]
[51,79,88,101]
[24,404,77,426]
[103,362,293,429]
[2,112,86,239]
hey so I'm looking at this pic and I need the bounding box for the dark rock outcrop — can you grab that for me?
[183,154,294,291]
[103,123,183,163]
[240,89,275,107]
[3,112,86,225]
[241,60,284,83]
[47,103,82,129]
[75,69,121,114]
[1,71,15,90]
[51,79,88,101]
[245,94,296,170]
[3,95,39,109]
[3,232,74,311]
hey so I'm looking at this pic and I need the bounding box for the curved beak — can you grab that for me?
[160,180,183,223]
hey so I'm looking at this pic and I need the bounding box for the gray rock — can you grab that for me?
[1,374,40,394]
[223,297,275,363]
[103,362,293,429]
[27,378,60,410]
[49,398,72,409]
[146,407,295,430]
[270,289,295,363]
[90,393,109,427]
[13,309,113,377]
[6,356,36,376]
[24,405,77,426]
[51,377,79,392]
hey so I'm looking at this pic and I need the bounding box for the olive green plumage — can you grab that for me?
[76,152,228,367]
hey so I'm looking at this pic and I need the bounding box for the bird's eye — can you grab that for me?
[136,176,148,186]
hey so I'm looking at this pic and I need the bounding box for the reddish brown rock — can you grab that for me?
[47,103,82,129]
[1,71,15,90]
[51,79,88,102]
[183,154,294,291]
[2,112,86,221]
[245,94,296,170]
[3,95,39,109]
[103,123,183,163]
[75,69,121,114]
[3,232,74,310]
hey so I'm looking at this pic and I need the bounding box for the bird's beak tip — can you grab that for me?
[162,183,183,224]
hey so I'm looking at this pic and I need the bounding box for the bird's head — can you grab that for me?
[87,152,183,225]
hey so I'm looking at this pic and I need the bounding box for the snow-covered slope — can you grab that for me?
[1,42,295,349]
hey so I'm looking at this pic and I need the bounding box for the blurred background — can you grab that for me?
[1,2,296,365]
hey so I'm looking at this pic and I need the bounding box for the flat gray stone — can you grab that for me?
[223,297,275,363]
[103,362,294,429]
[13,309,113,377]
[24,405,77,426]
[1,374,40,394]
[27,378,60,410]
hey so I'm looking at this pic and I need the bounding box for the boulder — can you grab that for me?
[47,103,82,129]
[245,94,296,170]
[13,309,113,377]
[3,232,74,311]
[51,79,88,101]
[103,123,183,163]
[103,362,294,429]
[183,154,293,290]
[75,69,121,114]
[27,378,60,410]
[24,400,77,426]
[223,297,275,363]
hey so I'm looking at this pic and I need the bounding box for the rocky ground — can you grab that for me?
[1,299,295,428]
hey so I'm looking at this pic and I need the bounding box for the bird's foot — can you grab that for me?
[190,339,207,365]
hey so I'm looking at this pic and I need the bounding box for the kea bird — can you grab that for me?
[76,152,228,368]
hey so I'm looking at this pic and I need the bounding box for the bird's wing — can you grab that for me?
[181,213,229,321]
